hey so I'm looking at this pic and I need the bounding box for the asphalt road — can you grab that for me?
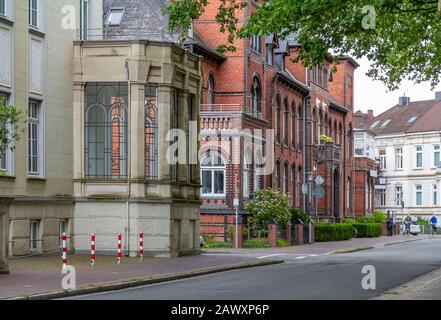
[70,238,441,300]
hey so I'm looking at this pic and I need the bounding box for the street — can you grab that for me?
[68,238,441,300]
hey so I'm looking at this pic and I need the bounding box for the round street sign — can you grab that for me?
[302,183,309,195]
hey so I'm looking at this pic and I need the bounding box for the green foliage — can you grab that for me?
[245,189,291,226]
[0,97,25,157]
[167,0,441,89]
[276,239,289,248]
[373,211,387,223]
[243,238,270,248]
[201,233,214,243]
[416,217,429,225]
[319,134,333,143]
[352,223,382,238]
[290,208,308,224]
[203,241,233,248]
[315,223,353,242]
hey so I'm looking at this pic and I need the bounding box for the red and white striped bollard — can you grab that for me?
[91,233,95,268]
[139,232,143,261]
[117,234,122,264]
[61,233,67,269]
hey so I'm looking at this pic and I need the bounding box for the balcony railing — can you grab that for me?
[315,143,341,163]
[76,28,180,43]
[200,104,264,119]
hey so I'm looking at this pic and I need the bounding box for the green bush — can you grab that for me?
[291,208,308,224]
[353,223,382,238]
[203,241,233,248]
[243,238,271,248]
[355,216,376,223]
[373,211,388,223]
[277,239,290,247]
[315,223,353,242]
[201,233,214,243]
[416,218,429,225]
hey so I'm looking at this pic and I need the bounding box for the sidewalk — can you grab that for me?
[0,234,427,300]
[0,254,274,300]
[375,267,441,300]
[203,235,427,256]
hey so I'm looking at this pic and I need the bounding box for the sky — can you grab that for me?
[354,56,441,117]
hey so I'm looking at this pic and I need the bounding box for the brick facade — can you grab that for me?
[195,0,359,230]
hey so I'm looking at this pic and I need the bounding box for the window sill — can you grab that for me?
[201,195,226,199]
[27,176,47,182]
[0,174,15,180]
[413,168,424,170]
[28,27,46,38]
[0,15,14,26]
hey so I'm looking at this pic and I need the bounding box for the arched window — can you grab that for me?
[291,102,296,147]
[254,150,263,192]
[283,98,289,146]
[251,76,262,116]
[297,104,302,151]
[284,162,289,195]
[207,74,215,109]
[291,164,296,206]
[275,160,281,190]
[201,152,226,197]
[348,123,353,158]
[243,148,252,199]
[145,85,158,180]
[276,96,281,143]
[311,109,316,145]
[85,82,128,179]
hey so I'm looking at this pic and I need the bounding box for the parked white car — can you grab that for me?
[401,223,421,235]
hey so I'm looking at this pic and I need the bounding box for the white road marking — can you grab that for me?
[257,254,286,259]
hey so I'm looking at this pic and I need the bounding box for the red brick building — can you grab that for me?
[190,0,360,234]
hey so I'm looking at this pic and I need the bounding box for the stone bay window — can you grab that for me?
[73,40,201,258]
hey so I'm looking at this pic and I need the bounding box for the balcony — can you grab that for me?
[315,143,341,163]
[200,104,264,120]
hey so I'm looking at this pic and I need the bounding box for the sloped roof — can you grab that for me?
[360,99,441,135]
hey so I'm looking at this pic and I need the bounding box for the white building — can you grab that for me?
[360,95,441,223]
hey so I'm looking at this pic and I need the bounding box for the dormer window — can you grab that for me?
[105,8,125,26]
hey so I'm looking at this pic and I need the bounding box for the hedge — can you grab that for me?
[353,223,382,238]
[243,238,271,248]
[315,223,353,242]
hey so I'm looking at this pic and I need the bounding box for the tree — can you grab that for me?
[245,189,291,225]
[0,97,24,162]
[167,0,441,90]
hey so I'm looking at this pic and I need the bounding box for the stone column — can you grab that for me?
[157,85,173,183]
[129,82,147,197]
[73,83,85,198]
[0,201,10,274]
[268,221,278,248]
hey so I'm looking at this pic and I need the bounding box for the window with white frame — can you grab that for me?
[80,0,89,40]
[105,7,124,26]
[28,99,42,176]
[28,0,39,28]
[250,35,261,53]
[243,151,251,199]
[415,184,423,206]
[30,220,39,251]
[395,186,403,207]
[380,189,386,207]
[433,184,438,206]
[0,93,9,173]
[415,146,423,168]
[201,153,226,197]
[0,0,6,16]
[379,150,386,170]
[395,148,403,170]
[434,145,441,168]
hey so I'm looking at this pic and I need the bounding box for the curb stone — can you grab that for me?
[7,259,284,300]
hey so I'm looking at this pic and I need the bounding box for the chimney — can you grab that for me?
[367,109,374,121]
[399,96,410,106]
[435,92,441,102]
